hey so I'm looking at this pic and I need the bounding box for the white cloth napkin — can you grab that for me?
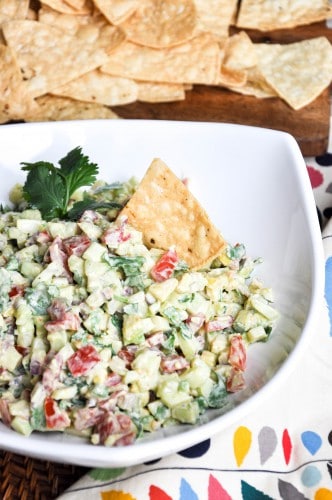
[58,152,332,499]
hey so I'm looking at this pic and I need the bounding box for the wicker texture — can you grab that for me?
[0,451,87,500]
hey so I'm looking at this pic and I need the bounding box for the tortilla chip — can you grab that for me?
[2,20,122,97]
[223,32,257,71]
[27,7,38,20]
[25,94,119,121]
[119,0,197,49]
[120,158,226,270]
[0,44,37,123]
[218,31,257,88]
[227,79,277,99]
[64,0,90,10]
[39,0,92,15]
[137,81,186,102]
[101,34,221,85]
[254,37,332,109]
[236,0,332,30]
[93,0,140,25]
[37,5,100,32]
[51,70,138,106]
[0,0,29,23]
[193,0,237,40]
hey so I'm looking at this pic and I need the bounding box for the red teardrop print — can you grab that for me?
[282,429,292,465]
[149,485,172,500]
[306,166,324,188]
[208,474,232,500]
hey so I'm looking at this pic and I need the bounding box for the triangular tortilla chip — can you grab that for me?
[2,20,124,98]
[120,158,226,270]
[254,37,332,110]
[51,70,138,106]
[101,34,221,85]
[0,44,37,123]
[236,0,332,30]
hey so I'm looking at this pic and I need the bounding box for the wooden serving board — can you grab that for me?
[113,21,332,157]
[114,86,330,157]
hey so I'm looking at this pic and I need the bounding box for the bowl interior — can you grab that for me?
[0,119,323,467]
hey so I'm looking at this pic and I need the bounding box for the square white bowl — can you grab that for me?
[0,119,324,467]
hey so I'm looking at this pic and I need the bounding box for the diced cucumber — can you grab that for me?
[122,315,154,345]
[180,358,211,389]
[246,325,268,343]
[233,309,267,332]
[20,261,43,279]
[149,278,178,302]
[157,374,192,408]
[47,330,69,351]
[176,272,207,293]
[132,348,161,390]
[200,350,217,368]
[11,416,32,436]
[83,242,107,262]
[0,345,22,371]
[197,377,215,398]
[249,294,279,321]
[52,385,77,400]
[9,399,30,418]
[16,219,42,234]
[149,315,170,332]
[68,255,85,285]
[47,221,77,238]
[171,400,200,424]
[177,331,200,360]
[78,221,102,239]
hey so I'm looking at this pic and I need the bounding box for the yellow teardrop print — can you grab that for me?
[233,425,252,466]
[100,490,137,500]
[315,488,332,500]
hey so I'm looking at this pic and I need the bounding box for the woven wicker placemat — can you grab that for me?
[0,451,88,500]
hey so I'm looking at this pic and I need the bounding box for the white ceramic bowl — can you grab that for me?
[0,119,324,467]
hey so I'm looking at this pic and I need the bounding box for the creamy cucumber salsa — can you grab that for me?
[0,148,278,446]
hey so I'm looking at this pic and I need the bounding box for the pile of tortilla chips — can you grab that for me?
[0,0,332,124]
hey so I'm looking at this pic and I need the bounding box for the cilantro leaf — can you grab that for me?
[21,147,99,221]
[21,162,67,220]
[58,147,98,206]
[66,195,123,221]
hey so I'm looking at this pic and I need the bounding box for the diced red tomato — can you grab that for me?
[36,231,51,244]
[185,313,205,333]
[94,411,136,446]
[146,331,165,347]
[42,354,63,393]
[48,236,72,282]
[73,406,103,431]
[15,345,29,356]
[62,235,91,257]
[102,219,130,247]
[226,369,246,393]
[206,315,233,332]
[150,248,179,282]
[9,285,25,298]
[78,210,100,223]
[117,345,137,367]
[45,299,80,332]
[228,334,246,371]
[0,399,12,426]
[67,345,101,377]
[160,354,189,373]
[105,372,122,387]
[44,397,70,430]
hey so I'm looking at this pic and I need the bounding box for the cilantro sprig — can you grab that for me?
[21,146,120,221]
